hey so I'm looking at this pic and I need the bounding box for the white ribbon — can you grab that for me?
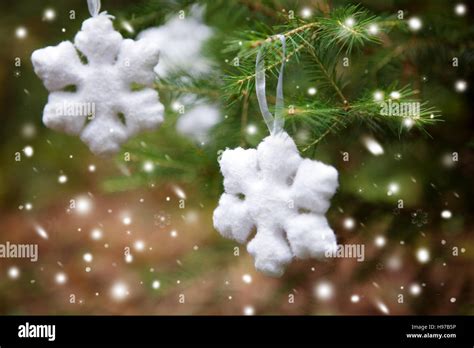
[255,34,286,135]
[87,0,101,17]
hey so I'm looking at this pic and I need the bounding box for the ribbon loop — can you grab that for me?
[87,0,101,17]
[255,34,286,135]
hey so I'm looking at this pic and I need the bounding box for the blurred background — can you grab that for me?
[0,0,472,315]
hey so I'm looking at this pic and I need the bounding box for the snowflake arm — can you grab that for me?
[284,214,337,259]
[213,193,254,243]
[247,226,293,277]
[290,159,339,214]
[219,147,258,195]
[116,39,161,86]
[43,91,88,135]
[117,89,164,135]
[31,41,83,91]
[256,133,302,184]
[80,111,128,155]
[74,15,122,65]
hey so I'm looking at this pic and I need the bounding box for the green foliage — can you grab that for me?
[222,4,439,146]
[105,0,461,195]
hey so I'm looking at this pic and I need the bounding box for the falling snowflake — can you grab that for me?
[154,211,171,228]
[411,209,428,227]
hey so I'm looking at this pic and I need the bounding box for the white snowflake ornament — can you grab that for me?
[137,5,213,78]
[214,35,339,276]
[176,102,221,143]
[31,8,164,156]
[214,132,339,276]
[137,6,222,143]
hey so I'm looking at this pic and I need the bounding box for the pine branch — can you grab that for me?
[225,41,306,100]
[250,22,320,48]
[154,82,220,99]
[104,0,453,197]
[240,91,250,146]
[220,3,442,153]
[301,35,348,105]
[302,123,341,152]
[287,85,441,149]
[224,5,398,101]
